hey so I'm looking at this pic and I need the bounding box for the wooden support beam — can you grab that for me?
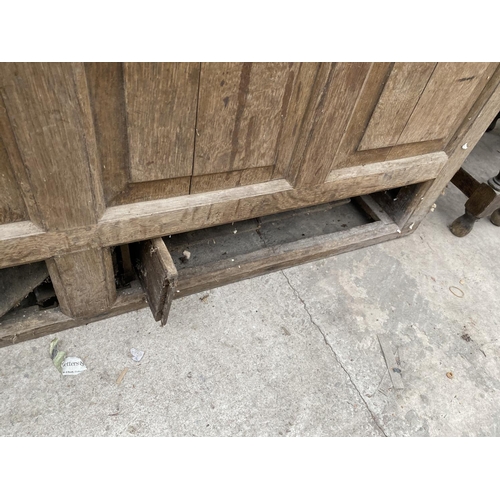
[0,63,116,317]
[0,151,445,269]
[46,249,116,319]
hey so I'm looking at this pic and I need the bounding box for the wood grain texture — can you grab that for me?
[98,152,442,248]
[272,63,320,179]
[451,167,481,198]
[1,63,117,319]
[111,177,192,206]
[1,63,101,230]
[0,220,97,270]
[194,63,300,175]
[325,151,446,184]
[0,136,27,224]
[0,150,445,269]
[329,63,394,170]
[289,63,372,187]
[190,166,273,194]
[46,248,116,319]
[465,183,500,218]
[400,64,500,231]
[398,63,493,144]
[0,92,43,226]
[85,62,130,205]
[359,63,437,150]
[85,63,192,205]
[124,63,200,182]
[132,238,178,325]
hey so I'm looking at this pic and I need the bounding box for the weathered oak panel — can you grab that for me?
[194,63,300,175]
[124,63,200,182]
[359,63,437,150]
[398,62,494,144]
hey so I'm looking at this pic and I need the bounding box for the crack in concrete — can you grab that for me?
[281,269,388,437]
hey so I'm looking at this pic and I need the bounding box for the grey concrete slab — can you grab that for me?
[0,273,383,436]
[1,127,499,437]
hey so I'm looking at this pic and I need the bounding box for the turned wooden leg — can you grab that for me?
[450,210,479,237]
[450,170,500,237]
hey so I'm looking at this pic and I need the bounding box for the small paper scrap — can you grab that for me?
[61,357,87,376]
[49,338,87,376]
[130,347,145,362]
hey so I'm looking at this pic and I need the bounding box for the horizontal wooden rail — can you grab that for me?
[0,195,402,346]
[0,152,446,269]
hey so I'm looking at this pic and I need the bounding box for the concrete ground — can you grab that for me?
[1,126,499,437]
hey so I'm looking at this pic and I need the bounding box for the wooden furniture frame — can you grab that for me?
[1,63,500,346]
[450,168,500,236]
[449,115,500,236]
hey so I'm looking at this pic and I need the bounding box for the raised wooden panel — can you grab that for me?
[329,62,496,173]
[288,63,372,187]
[358,63,437,151]
[86,63,192,206]
[398,62,494,144]
[124,63,200,182]
[0,136,27,224]
[329,63,394,170]
[194,63,301,176]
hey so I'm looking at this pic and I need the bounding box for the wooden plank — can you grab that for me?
[110,177,192,206]
[194,63,299,175]
[1,63,100,230]
[273,63,320,179]
[168,199,361,269]
[45,248,116,319]
[84,62,130,206]
[0,136,27,224]
[353,196,395,225]
[325,151,447,184]
[0,281,147,348]
[377,334,404,390]
[451,167,482,198]
[359,63,437,150]
[398,63,493,145]
[330,63,394,170]
[0,92,42,227]
[124,63,200,182]
[72,63,106,218]
[174,221,399,298]
[0,261,48,318]
[0,221,96,270]
[291,63,372,187]
[190,166,274,194]
[131,238,178,325]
